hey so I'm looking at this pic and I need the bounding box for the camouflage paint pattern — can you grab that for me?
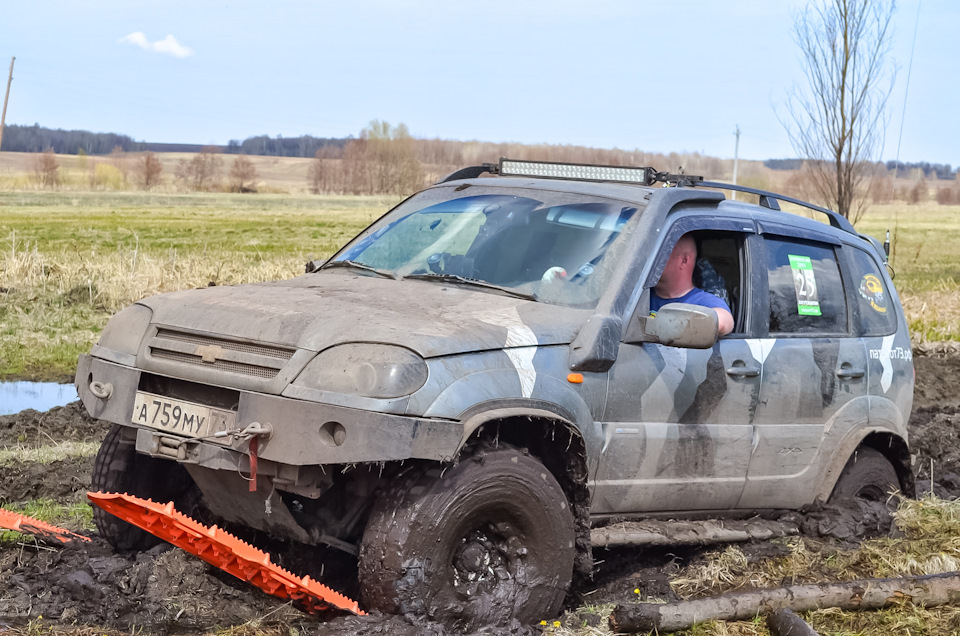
[76,176,914,541]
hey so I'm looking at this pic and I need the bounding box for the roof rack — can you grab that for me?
[692,180,855,234]
[436,157,855,235]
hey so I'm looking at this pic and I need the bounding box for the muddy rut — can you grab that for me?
[2,348,959,634]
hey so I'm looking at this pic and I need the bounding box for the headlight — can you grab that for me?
[293,344,428,398]
[97,304,153,356]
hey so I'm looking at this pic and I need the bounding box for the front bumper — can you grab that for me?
[76,354,464,469]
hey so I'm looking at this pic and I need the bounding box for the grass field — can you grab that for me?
[0,192,958,381]
[0,191,398,380]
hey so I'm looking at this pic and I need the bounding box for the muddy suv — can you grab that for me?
[77,159,914,626]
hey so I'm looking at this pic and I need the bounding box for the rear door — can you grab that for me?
[737,233,869,508]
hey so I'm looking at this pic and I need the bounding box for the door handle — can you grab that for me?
[726,363,760,378]
[836,364,865,379]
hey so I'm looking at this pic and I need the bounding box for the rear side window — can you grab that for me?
[765,237,847,335]
[848,247,898,336]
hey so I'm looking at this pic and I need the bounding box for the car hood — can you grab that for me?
[137,272,593,358]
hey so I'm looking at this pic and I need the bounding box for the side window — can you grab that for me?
[765,237,847,335]
[848,247,898,336]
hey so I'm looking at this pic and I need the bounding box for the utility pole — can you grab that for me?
[731,124,740,201]
[0,57,14,153]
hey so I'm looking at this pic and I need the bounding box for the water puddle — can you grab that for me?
[0,381,78,416]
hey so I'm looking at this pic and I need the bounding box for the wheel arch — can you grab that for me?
[456,406,593,581]
[817,429,914,501]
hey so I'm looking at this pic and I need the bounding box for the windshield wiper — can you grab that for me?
[403,273,537,301]
[318,260,399,280]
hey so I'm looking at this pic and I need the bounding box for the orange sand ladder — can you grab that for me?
[87,491,363,616]
[0,507,91,544]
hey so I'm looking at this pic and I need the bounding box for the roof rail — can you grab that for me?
[695,180,856,234]
[436,164,496,183]
[434,159,855,236]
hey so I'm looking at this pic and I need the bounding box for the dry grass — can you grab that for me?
[0,191,393,379]
[858,203,960,343]
[545,497,960,635]
[0,441,100,466]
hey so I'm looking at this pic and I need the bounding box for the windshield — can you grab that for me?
[329,185,643,308]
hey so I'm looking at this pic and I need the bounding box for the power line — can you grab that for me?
[893,0,922,179]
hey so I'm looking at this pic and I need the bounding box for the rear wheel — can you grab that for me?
[828,447,900,535]
[91,424,199,551]
[830,447,899,502]
[358,447,575,629]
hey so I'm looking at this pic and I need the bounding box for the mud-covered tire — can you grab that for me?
[830,447,899,503]
[358,447,575,629]
[91,423,198,551]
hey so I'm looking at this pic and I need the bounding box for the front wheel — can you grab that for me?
[358,447,575,629]
[91,424,201,551]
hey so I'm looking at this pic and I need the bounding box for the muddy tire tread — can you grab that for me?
[358,446,575,627]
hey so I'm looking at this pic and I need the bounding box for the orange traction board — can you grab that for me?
[87,491,363,616]
[0,507,91,544]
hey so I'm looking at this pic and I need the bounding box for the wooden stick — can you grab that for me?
[766,608,819,636]
[609,571,960,633]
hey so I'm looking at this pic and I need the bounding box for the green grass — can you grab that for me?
[0,441,101,466]
[0,192,396,380]
[1,194,958,381]
[857,203,960,342]
[0,498,95,543]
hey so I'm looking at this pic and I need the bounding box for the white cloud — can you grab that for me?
[119,32,195,58]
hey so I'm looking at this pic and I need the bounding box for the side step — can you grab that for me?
[591,518,799,548]
[0,508,91,544]
[87,491,363,616]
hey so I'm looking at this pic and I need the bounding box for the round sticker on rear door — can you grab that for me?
[859,273,887,313]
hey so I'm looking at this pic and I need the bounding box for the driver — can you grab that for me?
[651,234,734,336]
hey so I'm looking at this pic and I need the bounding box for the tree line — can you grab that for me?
[0,124,142,154]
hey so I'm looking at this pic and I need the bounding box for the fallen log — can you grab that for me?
[591,518,798,548]
[609,571,960,633]
[766,609,819,636]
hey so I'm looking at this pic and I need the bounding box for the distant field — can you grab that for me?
[858,203,960,342]
[0,190,957,381]
[0,191,397,380]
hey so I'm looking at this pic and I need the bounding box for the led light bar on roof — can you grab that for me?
[498,159,655,185]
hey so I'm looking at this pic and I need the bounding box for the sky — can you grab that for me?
[0,0,956,165]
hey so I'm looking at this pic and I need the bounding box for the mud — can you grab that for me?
[0,401,107,448]
[1,349,959,634]
[0,456,92,503]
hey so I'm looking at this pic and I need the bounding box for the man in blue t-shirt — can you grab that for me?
[651,235,734,336]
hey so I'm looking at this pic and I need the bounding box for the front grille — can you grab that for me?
[147,329,295,380]
[155,328,294,360]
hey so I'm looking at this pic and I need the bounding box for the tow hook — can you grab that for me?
[238,421,273,441]
[89,380,113,399]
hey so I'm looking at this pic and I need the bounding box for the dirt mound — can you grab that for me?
[913,345,960,410]
[0,401,108,448]
[0,456,93,504]
[907,405,960,498]
[0,538,303,630]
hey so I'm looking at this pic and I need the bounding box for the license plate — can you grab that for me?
[132,392,236,438]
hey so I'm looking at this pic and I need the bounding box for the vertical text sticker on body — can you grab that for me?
[788,254,821,316]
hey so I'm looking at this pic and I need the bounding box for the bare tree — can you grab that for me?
[109,145,129,183]
[229,154,258,192]
[175,146,223,191]
[136,152,163,189]
[32,148,59,188]
[780,0,897,222]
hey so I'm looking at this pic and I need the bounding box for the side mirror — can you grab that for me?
[624,303,719,349]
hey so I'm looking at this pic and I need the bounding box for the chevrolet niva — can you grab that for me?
[77,159,914,627]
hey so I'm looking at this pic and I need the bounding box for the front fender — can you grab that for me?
[421,367,604,468]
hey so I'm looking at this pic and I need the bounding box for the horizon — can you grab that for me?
[1,1,955,166]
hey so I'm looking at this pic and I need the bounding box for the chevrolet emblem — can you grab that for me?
[196,344,224,364]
